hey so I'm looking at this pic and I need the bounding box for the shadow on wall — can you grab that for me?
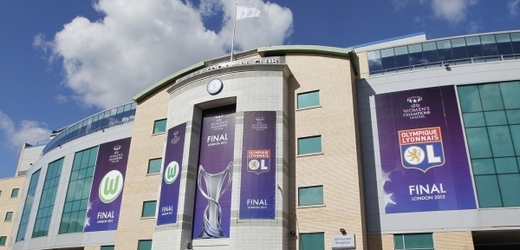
[355,79,385,250]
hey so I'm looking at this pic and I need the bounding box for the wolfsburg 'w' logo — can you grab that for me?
[99,170,124,203]
[164,161,180,184]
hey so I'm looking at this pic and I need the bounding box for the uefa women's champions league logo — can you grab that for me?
[99,170,124,203]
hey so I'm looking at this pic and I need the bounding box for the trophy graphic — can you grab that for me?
[197,161,233,238]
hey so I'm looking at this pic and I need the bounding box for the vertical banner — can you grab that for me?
[376,86,476,213]
[239,111,276,219]
[157,123,186,225]
[84,137,131,232]
[193,108,235,239]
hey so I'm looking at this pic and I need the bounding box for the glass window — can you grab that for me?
[466,36,483,57]
[59,147,98,234]
[101,246,115,250]
[298,136,322,155]
[153,119,167,134]
[297,91,320,109]
[138,239,153,250]
[481,35,499,56]
[142,201,157,217]
[484,111,507,126]
[507,110,520,125]
[465,128,492,158]
[298,186,323,206]
[381,48,396,70]
[472,159,496,175]
[494,157,519,174]
[511,32,520,54]
[147,158,162,174]
[299,232,324,250]
[394,46,409,68]
[498,174,520,206]
[500,81,520,109]
[408,44,424,65]
[0,190,2,196]
[16,170,41,242]
[436,40,453,61]
[0,236,6,246]
[510,125,520,155]
[496,34,514,55]
[394,233,434,250]
[11,188,19,198]
[479,84,504,111]
[4,212,13,221]
[488,126,515,157]
[458,85,482,112]
[463,112,485,127]
[33,158,64,238]
[367,50,382,73]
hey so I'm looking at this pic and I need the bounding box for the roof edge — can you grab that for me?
[133,45,352,103]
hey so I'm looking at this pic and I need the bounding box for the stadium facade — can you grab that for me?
[1,30,520,250]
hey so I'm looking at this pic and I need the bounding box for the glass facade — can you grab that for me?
[298,136,322,155]
[368,31,520,75]
[59,147,98,234]
[153,119,167,134]
[43,102,136,155]
[298,186,324,206]
[394,233,434,250]
[141,201,157,217]
[299,232,324,250]
[16,170,41,242]
[297,90,320,109]
[458,81,520,208]
[32,158,64,238]
[147,158,162,174]
[138,240,153,250]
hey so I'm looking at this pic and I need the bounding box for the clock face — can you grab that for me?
[207,79,223,95]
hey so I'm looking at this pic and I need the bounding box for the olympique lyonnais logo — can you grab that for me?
[247,149,270,174]
[399,127,445,172]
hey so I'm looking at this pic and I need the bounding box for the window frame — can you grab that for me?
[11,188,19,198]
[299,232,325,250]
[141,200,157,218]
[153,119,167,134]
[297,90,321,110]
[394,233,434,250]
[100,245,115,250]
[138,239,153,250]
[5,211,13,221]
[297,135,323,156]
[298,185,324,207]
[147,158,162,174]
[0,236,6,246]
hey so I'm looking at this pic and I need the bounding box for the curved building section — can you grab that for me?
[10,104,134,250]
[356,30,520,250]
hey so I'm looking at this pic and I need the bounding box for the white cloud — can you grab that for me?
[0,110,51,150]
[55,95,69,104]
[509,0,520,17]
[430,0,477,23]
[36,0,293,109]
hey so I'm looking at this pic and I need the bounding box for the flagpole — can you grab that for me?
[230,4,238,62]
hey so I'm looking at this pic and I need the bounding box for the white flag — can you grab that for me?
[236,5,261,21]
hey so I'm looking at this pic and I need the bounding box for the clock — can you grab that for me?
[207,79,223,95]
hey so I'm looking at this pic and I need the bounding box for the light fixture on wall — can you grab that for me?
[186,242,192,249]
[339,228,347,235]
[444,63,451,71]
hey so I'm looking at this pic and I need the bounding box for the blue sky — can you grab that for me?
[1,0,519,179]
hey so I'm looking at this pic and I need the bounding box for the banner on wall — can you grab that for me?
[375,86,476,214]
[193,108,235,239]
[84,137,131,232]
[239,111,276,219]
[157,123,186,226]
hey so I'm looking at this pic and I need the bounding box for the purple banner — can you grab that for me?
[84,137,131,232]
[157,123,186,225]
[376,86,476,213]
[193,108,235,239]
[239,111,276,219]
